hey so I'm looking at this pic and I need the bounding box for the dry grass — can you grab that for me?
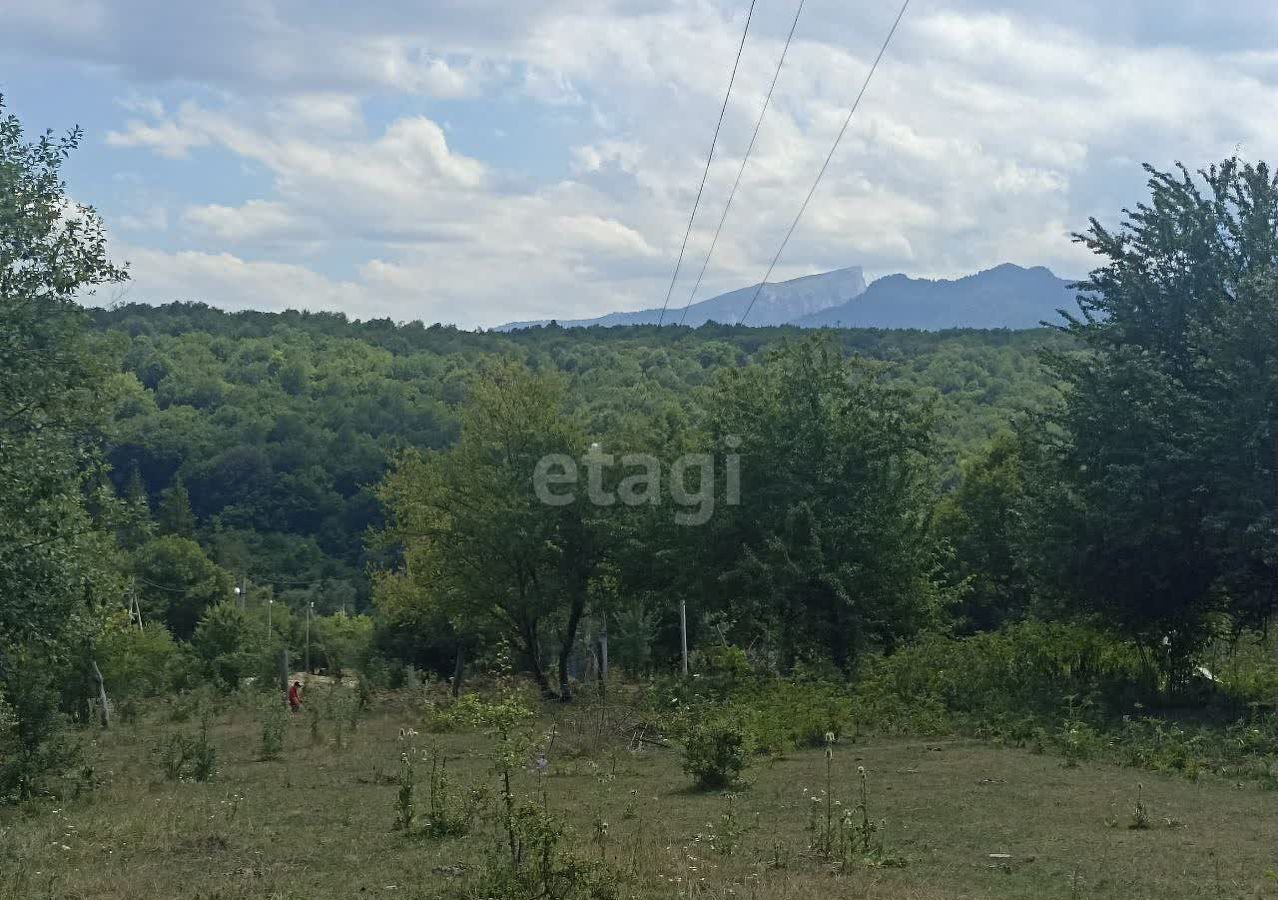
[2,692,1275,900]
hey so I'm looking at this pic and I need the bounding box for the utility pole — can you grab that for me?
[267,598,273,639]
[128,586,144,632]
[600,612,609,683]
[680,598,689,676]
[304,600,312,677]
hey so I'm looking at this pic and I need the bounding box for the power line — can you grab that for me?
[680,0,807,327]
[738,0,910,326]
[656,0,758,327]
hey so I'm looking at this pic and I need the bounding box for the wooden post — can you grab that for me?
[680,598,689,676]
[304,601,312,676]
[90,659,110,729]
[451,644,465,698]
[600,613,609,683]
[278,647,289,695]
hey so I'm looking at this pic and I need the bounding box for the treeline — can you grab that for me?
[86,300,1065,613]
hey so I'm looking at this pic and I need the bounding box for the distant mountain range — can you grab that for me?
[499,266,867,330]
[496,263,1080,331]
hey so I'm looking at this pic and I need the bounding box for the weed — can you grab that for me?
[424,744,483,838]
[189,710,217,782]
[1129,783,1150,830]
[394,744,416,831]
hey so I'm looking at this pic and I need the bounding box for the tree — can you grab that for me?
[191,601,258,691]
[375,360,600,697]
[699,339,943,671]
[133,536,234,640]
[311,612,373,678]
[0,95,127,798]
[157,476,196,537]
[934,432,1032,633]
[1029,159,1278,684]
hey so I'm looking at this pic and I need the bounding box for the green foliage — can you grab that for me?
[311,612,373,678]
[680,716,753,790]
[258,697,289,761]
[848,621,1146,733]
[701,338,944,671]
[156,477,195,537]
[191,602,260,691]
[934,431,1032,632]
[1028,159,1278,679]
[423,744,483,838]
[376,362,598,696]
[463,799,617,900]
[95,617,179,700]
[0,94,127,803]
[152,710,217,782]
[133,536,235,640]
[0,651,78,801]
[393,744,416,831]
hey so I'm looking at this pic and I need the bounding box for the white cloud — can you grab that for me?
[182,200,299,243]
[113,244,368,315]
[105,117,209,158]
[12,0,1274,324]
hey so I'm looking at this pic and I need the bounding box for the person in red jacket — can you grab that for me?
[288,680,303,712]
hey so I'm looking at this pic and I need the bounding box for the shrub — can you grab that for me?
[97,618,178,700]
[681,717,752,790]
[192,602,260,692]
[848,621,1145,732]
[189,712,218,781]
[154,712,217,783]
[424,745,483,838]
[259,696,289,761]
[467,799,617,900]
[0,653,77,802]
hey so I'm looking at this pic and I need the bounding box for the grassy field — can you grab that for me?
[2,690,1276,900]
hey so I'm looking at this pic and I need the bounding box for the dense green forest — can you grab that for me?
[2,95,1275,803]
[87,303,1067,614]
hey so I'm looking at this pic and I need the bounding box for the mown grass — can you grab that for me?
[2,690,1276,900]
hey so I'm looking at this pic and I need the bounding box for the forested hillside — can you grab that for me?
[3,91,1274,839]
[89,306,1068,612]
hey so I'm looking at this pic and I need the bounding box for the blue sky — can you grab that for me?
[2,0,1274,327]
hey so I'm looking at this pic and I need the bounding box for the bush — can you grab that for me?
[97,618,178,700]
[259,696,289,760]
[153,711,217,782]
[848,621,1146,733]
[0,652,78,802]
[681,717,752,790]
[192,602,262,692]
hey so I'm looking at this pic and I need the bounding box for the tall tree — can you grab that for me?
[133,536,234,640]
[157,476,196,537]
[375,360,600,697]
[699,338,943,671]
[1029,159,1278,682]
[0,95,127,797]
[934,431,1032,633]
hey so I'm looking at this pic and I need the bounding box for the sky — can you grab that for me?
[1,1,1274,328]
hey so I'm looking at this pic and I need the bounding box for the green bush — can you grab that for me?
[258,697,289,761]
[0,653,78,802]
[681,717,752,790]
[848,621,1146,732]
[97,618,178,700]
[153,712,217,782]
[192,602,262,692]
